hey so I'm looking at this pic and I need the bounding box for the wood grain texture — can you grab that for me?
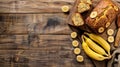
[0,0,120,13]
[0,35,94,67]
[0,13,72,35]
[0,0,74,13]
[0,35,72,49]
[0,0,16,13]
[0,0,119,67]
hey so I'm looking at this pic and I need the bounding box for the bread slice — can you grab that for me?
[67,0,92,32]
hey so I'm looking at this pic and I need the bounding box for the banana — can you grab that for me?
[81,36,109,61]
[83,35,108,56]
[85,33,111,55]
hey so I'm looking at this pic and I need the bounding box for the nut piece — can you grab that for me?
[76,55,84,62]
[71,32,77,38]
[78,3,90,13]
[72,40,79,47]
[74,48,81,55]
[105,22,110,28]
[98,27,104,33]
[90,11,98,18]
[61,5,70,12]
[107,29,114,35]
[72,13,84,26]
[114,6,119,11]
[108,36,114,43]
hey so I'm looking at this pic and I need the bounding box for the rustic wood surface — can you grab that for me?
[0,0,120,67]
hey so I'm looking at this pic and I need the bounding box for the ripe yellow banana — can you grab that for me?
[85,33,111,55]
[81,36,109,61]
[83,35,108,56]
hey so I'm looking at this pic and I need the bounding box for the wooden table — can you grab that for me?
[0,0,120,67]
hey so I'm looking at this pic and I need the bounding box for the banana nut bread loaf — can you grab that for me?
[86,0,119,33]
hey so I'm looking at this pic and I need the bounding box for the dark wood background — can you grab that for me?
[0,0,120,67]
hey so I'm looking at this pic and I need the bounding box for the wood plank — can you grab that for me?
[0,0,16,13]
[0,63,29,67]
[0,0,120,13]
[15,0,74,13]
[0,35,94,67]
[0,35,72,49]
[0,48,94,67]
[0,0,74,13]
[0,14,72,35]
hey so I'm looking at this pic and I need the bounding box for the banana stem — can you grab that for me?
[84,32,90,36]
[105,53,109,57]
[104,55,112,60]
[83,35,88,40]
[108,51,111,56]
[81,35,85,42]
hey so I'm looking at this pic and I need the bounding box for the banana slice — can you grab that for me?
[72,40,79,47]
[108,36,114,43]
[107,29,114,36]
[74,48,81,54]
[61,5,70,12]
[114,6,119,11]
[76,55,84,62]
[98,27,104,33]
[74,48,81,55]
[90,11,98,18]
[71,32,77,38]
[105,22,110,28]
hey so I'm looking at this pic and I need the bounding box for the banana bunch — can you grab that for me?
[81,33,111,61]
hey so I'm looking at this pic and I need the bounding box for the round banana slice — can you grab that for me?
[107,29,114,36]
[61,5,70,12]
[107,36,114,43]
[74,48,81,55]
[98,27,104,33]
[90,11,97,18]
[105,22,110,28]
[76,55,84,62]
[114,6,119,11]
[72,40,79,47]
[71,32,77,38]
